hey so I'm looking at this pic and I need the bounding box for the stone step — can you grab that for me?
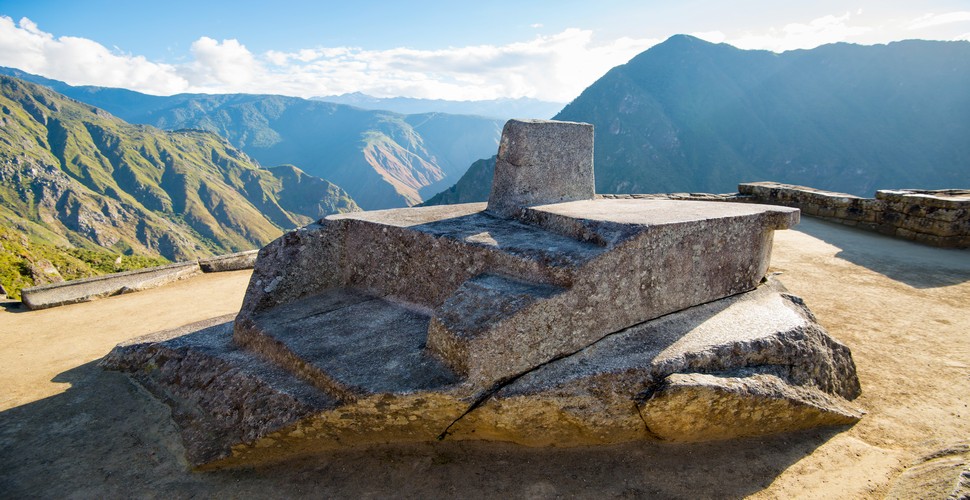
[100,315,339,466]
[235,288,462,401]
[426,274,566,378]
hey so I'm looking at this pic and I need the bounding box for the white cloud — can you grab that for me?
[530,23,543,29]
[0,16,187,94]
[908,11,970,30]
[728,12,872,52]
[956,32,970,41]
[0,16,655,101]
[181,37,258,89]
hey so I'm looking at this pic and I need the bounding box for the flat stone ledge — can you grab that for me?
[598,193,751,202]
[21,261,202,310]
[876,189,970,209]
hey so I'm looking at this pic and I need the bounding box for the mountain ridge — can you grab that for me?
[0,67,505,209]
[312,92,565,120]
[556,35,970,196]
[425,36,970,204]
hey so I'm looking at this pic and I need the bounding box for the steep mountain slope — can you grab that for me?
[421,156,496,206]
[0,75,358,262]
[0,68,504,209]
[427,37,970,204]
[555,36,970,196]
[313,92,564,120]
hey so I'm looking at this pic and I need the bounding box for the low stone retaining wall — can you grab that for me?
[20,250,259,310]
[738,182,970,248]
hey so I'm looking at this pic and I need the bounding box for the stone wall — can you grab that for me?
[737,182,970,248]
[20,250,259,310]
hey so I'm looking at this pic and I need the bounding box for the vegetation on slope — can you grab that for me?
[0,75,359,267]
[420,156,496,206]
[0,225,167,300]
[0,68,504,210]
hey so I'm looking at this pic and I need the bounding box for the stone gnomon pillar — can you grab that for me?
[487,119,595,218]
[104,119,861,469]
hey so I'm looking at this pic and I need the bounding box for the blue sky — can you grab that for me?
[1,1,969,101]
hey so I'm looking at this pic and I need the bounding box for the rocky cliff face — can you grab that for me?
[0,76,359,262]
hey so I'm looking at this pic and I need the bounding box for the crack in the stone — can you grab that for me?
[436,281,772,441]
[634,400,662,440]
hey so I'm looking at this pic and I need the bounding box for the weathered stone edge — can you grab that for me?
[738,181,970,248]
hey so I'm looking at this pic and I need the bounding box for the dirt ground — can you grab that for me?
[1,217,968,499]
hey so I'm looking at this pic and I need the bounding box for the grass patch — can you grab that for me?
[0,225,169,301]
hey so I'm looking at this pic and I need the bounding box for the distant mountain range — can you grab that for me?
[0,68,504,209]
[313,92,565,120]
[426,36,970,204]
[0,75,358,262]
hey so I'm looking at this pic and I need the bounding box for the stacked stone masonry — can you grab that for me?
[738,182,970,248]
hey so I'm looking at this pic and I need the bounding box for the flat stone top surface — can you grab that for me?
[741,182,864,200]
[528,199,799,228]
[327,199,797,258]
[328,203,487,227]
[331,199,798,231]
[329,202,607,265]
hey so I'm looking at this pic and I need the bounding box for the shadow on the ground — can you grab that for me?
[795,216,970,289]
[0,359,849,498]
[0,299,27,313]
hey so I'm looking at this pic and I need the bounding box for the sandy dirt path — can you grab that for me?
[1,217,968,498]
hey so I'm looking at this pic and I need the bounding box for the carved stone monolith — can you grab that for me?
[103,119,862,469]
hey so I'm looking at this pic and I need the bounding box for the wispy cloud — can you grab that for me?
[908,11,970,30]
[728,12,871,52]
[0,16,656,101]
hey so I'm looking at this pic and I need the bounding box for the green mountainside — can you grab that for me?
[0,68,503,210]
[0,75,358,283]
[426,37,970,204]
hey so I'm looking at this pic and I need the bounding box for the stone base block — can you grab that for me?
[104,279,861,468]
